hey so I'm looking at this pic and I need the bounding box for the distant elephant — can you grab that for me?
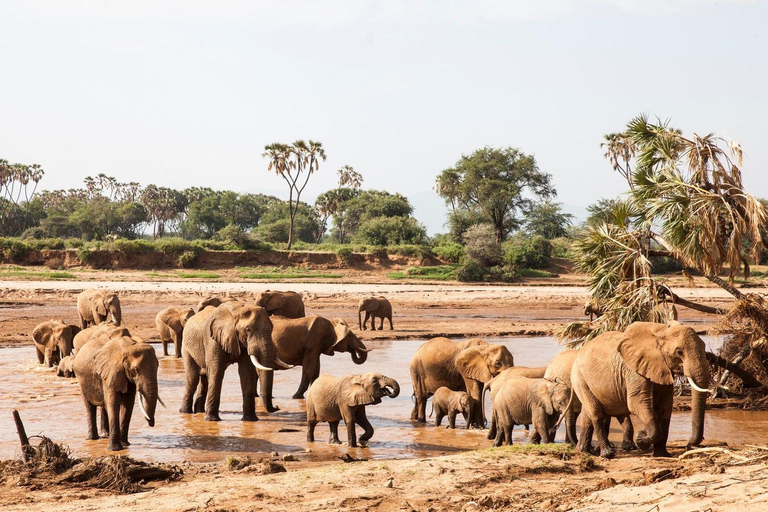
[254,290,306,318]
[76,289,122,329]
[430,387,471,429]
[56,355,76,378]
[73,322,130,354]
[491,377,570,446]
[180,303,291,421]
[31,320,81,367]
[268,315,368,402]
[583,300,604,321]
[572,321,711,458]
[74,335,162,451]
[410,337,514,428]
[306,372,400,447]
[482,366,547,440]
[155,307,195,358]
[358,296,393,331]
[196,296,238,312]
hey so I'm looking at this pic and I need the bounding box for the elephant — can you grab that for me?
[481,366,547,440]
[306,372,400,447]
[491,376,570,447]
[73,322,130,354]
[430,387,471,429]
[410,337,515,428]
[254,290,306,318]
[56,354,76,378]
[31,320,80,367]
[268,315,368,402]
[583,300,604,321]
[180,302,291,421]
[76,289,122,329]
[358,296,393,331]
[196,296,238,312]
[571,321,711,458]
[73,335,162,451]
[155,307,195,358]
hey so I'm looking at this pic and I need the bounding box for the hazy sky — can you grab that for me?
[1,1,766,234]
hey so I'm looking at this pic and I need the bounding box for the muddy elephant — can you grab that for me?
[76,289,122,329]
[268,315,368,402]
[196,296,238,312]
[491,377,570,446]
[73,322,131,354]
[358,296,393,331]
[31,320,80,367]
[180,303,291,421]
[74,335,162,451]
[56,355,76,378]
[572,321,711,458]
[410,337,514,428]
[481,366,547,440]
[155,307,195,358]
[306,372,400,447]
[430,387,471,429]
[254,290,306,318]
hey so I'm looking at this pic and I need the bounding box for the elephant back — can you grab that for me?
[544,349,578,386]
[182,306,216,363]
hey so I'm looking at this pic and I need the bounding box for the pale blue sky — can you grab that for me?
[1,1,766,234]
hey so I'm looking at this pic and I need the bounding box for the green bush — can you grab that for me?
[155,237,195,254]
[177,251,198,268]
[650,255,685,273]
[2,240,31,262]
[456,260,489,282]
[434,242,465,263]
[21,227,47,240]
[27,238,66,250]
[463,224,502,266]
[78,247,96,265]
[486,264,520,283]
[113,239,155,253]
[64,238,84,248]
[336,246,354,264]
[502,234,552,269]
[549,237,573,258]
[354,216,427,246]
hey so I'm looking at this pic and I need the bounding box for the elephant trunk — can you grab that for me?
[685,357,711,448]
[137,379,159,427]
[111,303,122,326]
[259,369,277,412]
[349,338,369,365]
[44,347,56,368]
[381,377,400,398]
[248,327,279,412]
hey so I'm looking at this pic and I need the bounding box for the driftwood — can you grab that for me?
[13,410,33,462]
[706,352,764,389]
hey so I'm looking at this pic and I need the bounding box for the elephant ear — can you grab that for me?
[266,293,286,311]
[331,319,351,353]
[618,325,674,386]
[92,295,107,317]
[209,306,240,357]
[344,377,377,406]
[67,324,82,336]
[32,323,52,345]
[94,340,129,394]
[531,380,555,416]
[456,347,494,383]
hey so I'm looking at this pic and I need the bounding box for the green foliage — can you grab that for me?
[332,190,416,243]
[113,239,155,253]
[502,234,552,269]
[354,216,427,246]
[176,271,220,279]
[237,266,342,280]
[388,244,434,259]
[26,238,66,250]
[649,255,685,273]
[434,242,465,263]
[524,201,574,239]
[154,237,196,253]
[388,265,458,280]
[77,247,96,265]
[0,239,31,262]
[177,251,198,268]
[456,260,519,283]
[463,224,502,266]
[336,246,354,264]
[549,237,573,258]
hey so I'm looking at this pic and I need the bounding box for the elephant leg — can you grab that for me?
[630,390,663,452]
[99,407,110,438]
[412,390,428,423]
[356,408,374,445]
[238,361,258,422]
[530,430,542,444]
[532,409,549,444]
[504,423,515,446]
[180,354,201,414]
[259,369,279,413]
[388,316,393,330]
[493,425,505,447]
[565,408,578,446]
[204,364,226,422]
[379,317,384,330]
[105,393,123,451]
[328,421,342,444]
[162,339,169,357]
[362,312,370,330]
[307,420,317,442]
[618,415,637,451]
[488,408,498,439]
[435,406,445,427]
[341,408,358,447]
[652,394,673,458]
[194,375,208,413]
[294,351,320,399]
[84,398,99,441]
[35,346,44,364]
[120,391,134,446]
[448,410,457,429]
[174,333,183,359]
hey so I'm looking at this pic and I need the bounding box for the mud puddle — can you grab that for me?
[0,335,756,463]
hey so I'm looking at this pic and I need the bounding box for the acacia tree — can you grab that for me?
[263,140,326,250]
[435,146,555,243]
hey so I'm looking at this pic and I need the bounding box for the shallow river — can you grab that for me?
[2,336,766,463]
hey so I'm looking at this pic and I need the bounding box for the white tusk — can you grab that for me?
[250,355,273,371]
[275,357,294,369]
[138,393,151,422]
[687,376,710,393]
[157,395,167,408]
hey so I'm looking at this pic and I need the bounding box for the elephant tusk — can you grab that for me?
[138,393,151,422]
[687,376,710,393]
[250,355,273,371]
[157,395,167,409]
[275,357,294,369]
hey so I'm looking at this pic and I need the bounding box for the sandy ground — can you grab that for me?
[1,267,766,511]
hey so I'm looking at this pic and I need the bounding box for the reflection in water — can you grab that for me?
[0,334,756,463]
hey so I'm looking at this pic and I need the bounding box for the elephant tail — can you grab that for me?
[428,398,434,418]
[481,380,493,426]
[553,384,576,431]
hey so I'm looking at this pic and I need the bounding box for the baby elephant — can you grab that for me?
[306,372,400,447]
[492,377,570,447]
[56,355,76,378]
[430,387,471,429]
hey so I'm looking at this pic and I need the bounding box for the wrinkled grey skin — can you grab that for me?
[74,335,160,451]
[306,372,400,447]
[32,320,80,367]
[56,354,76,378]
[430,387,471,429]
[76,289,122,329]
[491,377,570,447]
[254,291,306,318]
[196,296,237,312]
[357,296,393,331]
[155,307,195,358]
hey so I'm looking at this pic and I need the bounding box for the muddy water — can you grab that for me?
[1,335,764,463]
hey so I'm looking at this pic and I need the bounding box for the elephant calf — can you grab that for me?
[430,387,471,429]
[357,296,393,331]
[491,377,570,447]
[306,372,400,447]
[155,306,195,358]
[56,355,76,378]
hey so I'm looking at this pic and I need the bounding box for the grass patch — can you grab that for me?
[388,264,459,280]
[176,271,221,279]
[483,443,573,456]
[518,268,557,278]
[236,266,342,280]
[0,267,76,280]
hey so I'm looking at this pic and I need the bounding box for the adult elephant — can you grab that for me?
[73,322,130,354]
[268,315,368,401]
[410,337,514,428]
[358,296,393,331]
[196,296,237,312]
[155,307,195,358]
[255,291,306,318]
[77,289,122,329]
[572,321,710,458]
[180,303,291,421]
[31,320,80,367]
[73,335,162,451]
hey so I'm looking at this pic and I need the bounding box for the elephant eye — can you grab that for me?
[675,348,684,356]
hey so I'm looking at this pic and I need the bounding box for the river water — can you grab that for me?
[2,335,767,463]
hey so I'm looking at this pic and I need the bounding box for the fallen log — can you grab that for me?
[706,351,764,389]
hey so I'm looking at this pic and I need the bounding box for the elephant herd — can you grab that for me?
[30,289,712,459]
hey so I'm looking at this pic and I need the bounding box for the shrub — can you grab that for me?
[155,237,195,254]
[549,237,573,258]
[3,240,31,263]
[502,234,552,269]
[336,246,354,265]
[45,257,64,270]
[486,264,520,283]
[354,216,427,246]
[21,227,47,239]
[27,238,66,250]
[177,251,198,268]
[463,224,502,266]
[64,238,84,248]
[78,247,96,266]
[456,260,489,282]
[434,242,465,263]
[650,255,685,273]
[113,239,155,253]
